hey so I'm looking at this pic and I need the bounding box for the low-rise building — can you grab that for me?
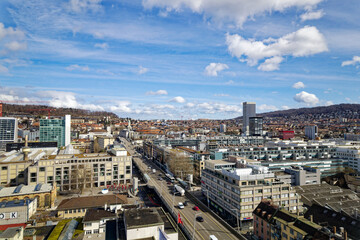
[0,199,37,226]
[275,166,321,186]
[0,226,23,240]
[83,208,116,237]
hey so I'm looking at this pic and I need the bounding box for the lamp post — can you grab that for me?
[193,213,202,240]
[231,208,240,232]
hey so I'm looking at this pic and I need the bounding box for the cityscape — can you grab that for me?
[0,0,360,240]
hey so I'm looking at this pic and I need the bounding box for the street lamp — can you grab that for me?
[231,208,240,232]
[192,213,202,240]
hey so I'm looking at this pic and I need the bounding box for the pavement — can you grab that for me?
[121,138,241,240]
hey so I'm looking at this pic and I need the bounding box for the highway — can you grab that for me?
[121,138,240,240]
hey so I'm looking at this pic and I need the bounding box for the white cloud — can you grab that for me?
[258,104,278,111]
[204,63,229,76]
[142,0,323,27]
[293,91,319,105]
[146,90,168,95]
[0,64,9,74]
[170,96,186,103]
[226,26,328,71]
[196,102,242,114]
[257,56,283,71]
[68,0,103,13]
[138,66,149,75]
[185,102,195,108]
[341,56,360,67]
[292,81,305,89]
[94,42,108,49]
[300,9,324,22]
[325,101,333,106]
[225,80,235,85]
[214,93,229,97]
[66,64,90,71]
[109,101,132,113]
[0,22,25,40]
[282,105,290,110]
[5,41,27,51]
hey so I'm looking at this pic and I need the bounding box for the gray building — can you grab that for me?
[275,166,321,186]
[0,117,18,150]
[243,102,256,136]
[249,117,263,136]
[305,125,318,140]
[0,199,37,225]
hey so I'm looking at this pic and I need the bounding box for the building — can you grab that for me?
[57,195,127,219]
[335,146,360,173]
[0,227,23,240]
[249,117,263,136]
[123,208,178,240]
[95,136,114,151]
[0,184,56,208]
[253,200,337,240]
[0,199,37,226]
[219,124,226,133]
[275,166,321,186]
[0,117,18,150]
[243,102,256,136]
[305,125,318,140]
[23,226,55,240]
[201,160,302,226]
[27,146,132,191]
[39,115,71,147]
[83,208,116,237]
[280,130,294,140]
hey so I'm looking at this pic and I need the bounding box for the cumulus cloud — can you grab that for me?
[94,42,108,49]
[170,96,186,103]
[282,105,290,110]
[226,26,328,71]
[341,56,360,67]
[325,101,333,106]
[258,104,278,111]
[66,64,90,71]
[109,101,132,113]
[5,41,27,51]
[185,102,195,108]
[300,9,324,22]
[142,0,323,27]
[196,102,242,114]
[292,81,305,89]
[138,66,149,75]
[146,90,168,95]
[68,0,103,13]
[204,63,229,76]
[293,91,319,105]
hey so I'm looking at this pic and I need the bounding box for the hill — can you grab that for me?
[1,103,118,119]
[235,104,360,120]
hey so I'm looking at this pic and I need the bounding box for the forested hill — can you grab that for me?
[1,103,118,119]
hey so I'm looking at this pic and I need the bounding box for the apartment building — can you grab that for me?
[27,146,132,191]
[335,146,360,173]
[201,160,302,225]
[0,117,18,150]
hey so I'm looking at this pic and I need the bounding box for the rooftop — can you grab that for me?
[0,183,53,197]
[125,208,163,229]
[0,227,23,238]
[57,195,127,211]
[83,209,116,222]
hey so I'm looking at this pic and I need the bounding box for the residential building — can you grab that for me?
[279,130,294,140]
[95,136,114,151]
[0,199,37,226]
[23,226,55,240]
[83,208,116,237]
[243,102,256,136]
[0,227,23,240]
[249,117,263,136]
[57,195,127,219]
[0,183,56,208]
[305,125,318,140]
[220,124,226,133]
[335,146,360,173]
[201,160,302,226]
[275,166,321,186]
[0,117,18,150]
[39,115,71,147]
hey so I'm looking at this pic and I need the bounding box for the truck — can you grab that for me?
[174,184,185,196]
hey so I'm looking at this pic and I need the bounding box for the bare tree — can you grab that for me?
[166,151,194,179]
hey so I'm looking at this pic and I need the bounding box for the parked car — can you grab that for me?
[196,216,204,222]
[193,206,200,211]
[178,202,184,209]
[183,201,188,206]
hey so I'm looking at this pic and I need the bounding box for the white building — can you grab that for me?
[65,115,71,146]
[336,146,360,173]
[305,125,318,140]
[0,198,37,226]
[83,209,116,238]
[242,102,256,136]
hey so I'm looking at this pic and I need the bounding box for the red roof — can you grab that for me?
[0,223,27,231]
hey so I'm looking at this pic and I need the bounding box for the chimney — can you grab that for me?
[333,226,336,234]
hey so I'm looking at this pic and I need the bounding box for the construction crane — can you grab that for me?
[0,100,48,117]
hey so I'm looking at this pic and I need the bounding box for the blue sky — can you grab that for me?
[0,0,359,119]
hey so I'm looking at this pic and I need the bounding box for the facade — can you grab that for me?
[219,124,226,133]
[305,125,318,140]
[335,146,360,173]
[27,147,132,191]
[243,102,256,136]
[0,227,23,240]
[83,209,116,237]
[0,184,56,209]
[201,160,302,224]
[280,131,294,140]
[276,167,321,186]
[0,118,18,150]
[39,115,71,147]
[249,117,263,136]
[95,136,114,150]
[0,199,37,226]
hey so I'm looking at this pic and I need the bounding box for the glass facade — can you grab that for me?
[40,119,65,147]
[249,117,263,136]
[0,118,17,141]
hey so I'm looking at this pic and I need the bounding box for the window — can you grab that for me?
[94,229,99,234]
[39,167,45,172]
[31,173,37,177]
[1,166,7,170]
[65,211,68,214]
[290,229,294,235]
[86,230,92,235]
[282,233,288,239]
[85,223,92,227]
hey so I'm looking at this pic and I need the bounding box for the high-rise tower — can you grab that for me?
[242,102,256,136]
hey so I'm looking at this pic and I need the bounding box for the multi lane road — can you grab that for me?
[121,138,241,240]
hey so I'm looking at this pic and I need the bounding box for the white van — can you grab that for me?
[178,202,184,209]
[209,235,218,240]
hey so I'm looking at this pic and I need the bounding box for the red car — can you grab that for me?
[193,206,200,211]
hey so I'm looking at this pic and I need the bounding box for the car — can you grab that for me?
[183,201,188,206]
[158,174,162,176]
[196,216,204,222]
[158,177,162,181]
[193,206,200,211]
[178,202,184,209]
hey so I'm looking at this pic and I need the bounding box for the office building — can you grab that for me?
[243,102,256,136]
[40,115,71,147]
[279,130,294,140]
[219,124,226,133]
[201,160,302,225]
[0,117,18,150]
[249,117,263,136]
[0,199,37,226]
[305,125,318,140]
[275,166,321,186]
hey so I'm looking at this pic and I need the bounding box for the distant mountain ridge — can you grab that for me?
[1,103,118,119]
[235,103,360,119]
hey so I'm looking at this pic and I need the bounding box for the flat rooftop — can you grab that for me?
[0,148,58,164]
[125,208,163,229]
[0,183,53,197]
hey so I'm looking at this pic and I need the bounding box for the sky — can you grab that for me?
[0,0,359,120]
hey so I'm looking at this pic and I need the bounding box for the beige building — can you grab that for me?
[27,146,132,191]
[95,136,114,151]
[201,160,302,224]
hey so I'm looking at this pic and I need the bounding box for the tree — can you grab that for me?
[166,150,194,179]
